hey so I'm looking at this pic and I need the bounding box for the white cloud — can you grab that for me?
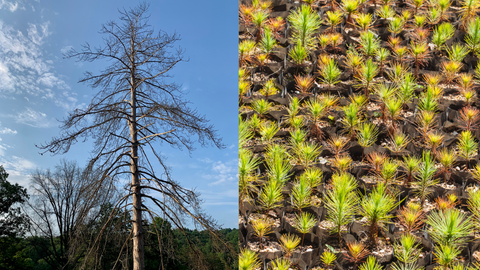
[199,158,237,186]
[0,20,77,111]
[1,156,36,188]
[0,127,17,134]
[0,0,20,12]
[14,107,54,128]
[60,45,72,55]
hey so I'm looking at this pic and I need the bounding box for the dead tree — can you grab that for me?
[37,3,227,270]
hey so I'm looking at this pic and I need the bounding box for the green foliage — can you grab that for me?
[432,22,455,50]
[325,10,344,32]
[355,58,379,96]
[291,175,312,211]
[239,248,261,270]
[251,98,272,116]
[388,16,405,37]
[321,251,337,268]
[447,43,469,62]
[434,244,460,270]
[288,5,322,50]
[293,212,317,246]
[239,148,260,202]
[356,122,379,148]
[303,167,324,189]
[270,258,291,270]
[260,121,279,144]
[457,130,478,166]
[359,256,383,270]
[414,151,438,205]
[426,208,473,247]
[361,183,399,247]
[359,31,381,57]
[465,17,480,54]
[341,102,361,138]
[265,144,292,187]
[260,27,277,55]
[394,234,421,265]
[259,181,284,211]
[468,189,480,233]
[319,58,342,86]
[324,173,359,247]
[292,141,321,168]
[279,234,300,257]
[289,40,309,66]
[0,166,29,238]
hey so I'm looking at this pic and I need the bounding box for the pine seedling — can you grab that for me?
[414,150,438,206]
[295,74,315,95]
[293,212,317,246]
[251,98,273,117]
[437,148,457,184]
[239,148,260,203]
[458,106,480,132]
[260,121,279,144]
[302,167,323,190]
[252,218,273,249]
[324,173,359,248]
[359,31,381,57]
[359,256,383,270]
[291,175,312,211]
[447,43,469,62]
[432,22,455,51]
[239,248,262,270]
[402,155,421,186]
[356,122,379,158]
[457,130,478,169]
[321,251,337,270]
[288,5,322,50]
[394,234,421,265]
[279,233,301,258]
[441,61,462,87]
[260,79,279,98]
[434,244,460,270]
[366,151,387,175]
[259,180,284,213]
[356,13,375,33]
[378,159,399,187]
[426,208,473,247]
[465,17,480,55]
[325,10,344,33]
[325,135,349,158]
[333,155,353,173]
[318,58,342,87]
[355,58,379,97]
[270,258,291,270]
[345,242,370,270]
[397,203,425,233]
[386,132,410,156]
[425,131,444,155]
[361,183,399,248]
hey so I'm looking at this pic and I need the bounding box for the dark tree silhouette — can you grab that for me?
[37,3,227,270]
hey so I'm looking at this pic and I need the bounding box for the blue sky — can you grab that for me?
[0,0,237,228]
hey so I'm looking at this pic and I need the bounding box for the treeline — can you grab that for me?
[0,161,238,270]
[0,225,238,270]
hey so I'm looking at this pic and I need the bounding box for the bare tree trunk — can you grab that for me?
[130,37,145,270]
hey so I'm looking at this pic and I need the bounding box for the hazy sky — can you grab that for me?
[0,0,237,228]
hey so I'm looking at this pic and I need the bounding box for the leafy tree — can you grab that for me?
[0,165,29,238]
[36,3,228,270]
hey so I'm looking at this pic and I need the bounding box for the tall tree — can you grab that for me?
[26,159,112,270]
[37,3,225,270]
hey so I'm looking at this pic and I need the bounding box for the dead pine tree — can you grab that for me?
[37,3,230,270]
